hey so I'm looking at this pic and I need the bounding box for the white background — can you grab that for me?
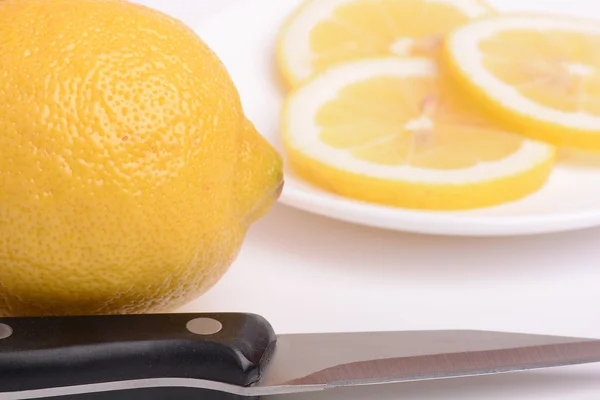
[131,1,600,399]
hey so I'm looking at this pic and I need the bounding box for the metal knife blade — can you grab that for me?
[255,329,600,396]
[0,313,599,400]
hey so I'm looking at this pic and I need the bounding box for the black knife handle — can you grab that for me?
[0,312,276,399]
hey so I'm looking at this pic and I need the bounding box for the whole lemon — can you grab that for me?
[0,0,283,316]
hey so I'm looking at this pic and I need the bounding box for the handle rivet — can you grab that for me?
[0,323,12,340]
[186,317,223,335]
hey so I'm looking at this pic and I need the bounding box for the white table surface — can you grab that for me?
[131,1,600,399]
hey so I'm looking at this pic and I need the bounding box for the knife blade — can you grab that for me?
[0,312,599,400]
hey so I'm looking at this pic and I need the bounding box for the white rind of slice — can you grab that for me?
[446,14,600,131]
[279,0,492,83]
[282,57,554,184]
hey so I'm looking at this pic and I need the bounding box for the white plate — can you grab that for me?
[194,0,600,237]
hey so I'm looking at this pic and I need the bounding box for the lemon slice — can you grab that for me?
[443,13,600,151]
[276,0,494,89]
[281,57,556,210]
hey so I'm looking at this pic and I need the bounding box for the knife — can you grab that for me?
[0,312,599,400]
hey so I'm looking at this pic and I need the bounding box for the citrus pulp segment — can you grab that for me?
[443,13,600,151]
[281,57,556,210]
[276,0,494,89]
